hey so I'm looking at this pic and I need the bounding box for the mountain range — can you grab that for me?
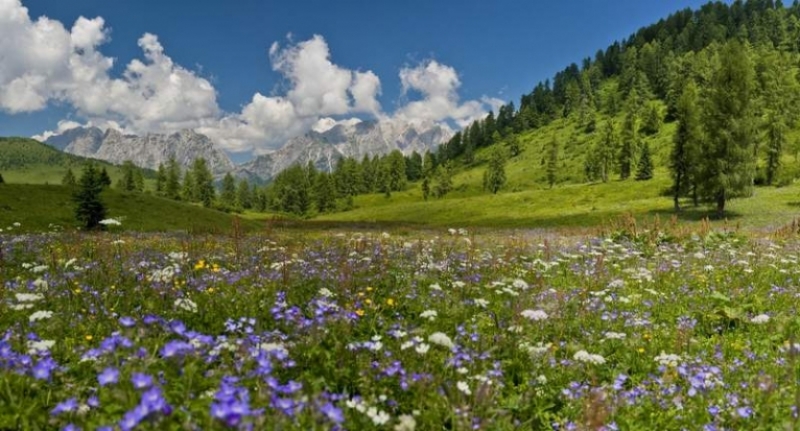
[43,120,451,182]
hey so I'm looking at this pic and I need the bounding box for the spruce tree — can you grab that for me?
[220,173,237,208]
[165,157,181,200]
[119,161,137,192]
[507,135,522,157]
[546,137,559,188]
[133,169,145,192]
[156,163,167,195]
[421,176,431,201]
[701,40,757,216]
[191,158,215,208]
[597,120,618,182]
[483,147,507,194]
[635,142,653,181]
[236,179,253,210]
[619,106,639,180]
[181,170,195,202]
[99,168,112,188]
[314,173,336,213]
[62,168,76,187]
[73,163,106,230]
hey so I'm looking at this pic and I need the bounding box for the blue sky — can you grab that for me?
[1,0,714,156]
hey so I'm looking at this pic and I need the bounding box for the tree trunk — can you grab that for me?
[716,191,726,218]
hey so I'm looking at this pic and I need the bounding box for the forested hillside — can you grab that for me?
[266,0,800,220]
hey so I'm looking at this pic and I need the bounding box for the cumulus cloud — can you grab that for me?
[394,60,501,127]
[7,0,501,155]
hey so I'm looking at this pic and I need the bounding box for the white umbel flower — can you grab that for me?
[750,314,770,324]
[428,332,454,349]
[456,381,472,395]
[654,352,682,367]
[521,309,549,321]
[174,298,198,313]
[29,310,53,322]
[573,350,606,365]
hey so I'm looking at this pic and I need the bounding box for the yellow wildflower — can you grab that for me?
[355,309,365,317]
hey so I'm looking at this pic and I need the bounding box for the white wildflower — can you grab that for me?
[750,314,770,324]
[10,303,34,311]
[32,265,48,273]
[473,298,489,308]
[456,381,472,395]
[512,279,529,290]
[419,310,438,321]
[27,339,55,354]
[32,278,48,290]
[429,283,442,291]
[654,352,682,367]
[456,367,469,375]
[400,341,414,350]
[453,281,466,288]
[603,331,627,341]
[15,293,44,303]
[573,350,606,365]
[99,218,122,226]
[519,341,552,356]
[414,343,430,355]
[28,310,53,322]
[521,309,549,321]
[428,332,454,349]
[367,406,391,425]
[259,342,288,355]
[394,414,417,431]
[507,325,524,333]
[174,298,198,313]
[318,287,334,298]
[536,375,548,385]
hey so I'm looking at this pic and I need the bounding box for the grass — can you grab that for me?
[0,184,261,233]
[1,227,799,429]
[0,137,155,188]
[318,170,800,231]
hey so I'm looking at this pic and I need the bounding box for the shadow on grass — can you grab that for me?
[784,201,800,207]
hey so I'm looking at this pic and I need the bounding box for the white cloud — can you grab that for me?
[394,60,499,127]
[5,0,501,155]
[31,119,84,142]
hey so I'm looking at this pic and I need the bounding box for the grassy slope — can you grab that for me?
[0,137,155,187]
[0,184,261,233]
[319,101,800,231]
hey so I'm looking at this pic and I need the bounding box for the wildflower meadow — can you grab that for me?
[1,224,799,430]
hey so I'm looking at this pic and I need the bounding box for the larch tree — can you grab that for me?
[701,40,757,216]
[670,81,703,211]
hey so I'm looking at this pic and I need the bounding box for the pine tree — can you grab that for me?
[546,137,559,188]
[181,170,195,202]
[99,168,112,189]
[635,142,654,180]
[640,102,663,136]
[432,164,453,198]
[483,147,507,194]
[73,163,106,230]
[421,176,431,201]
[387,150,407,191]
[236,179,252,210]
[0,173,4,184]
[192,158,215,208]
[220,173,237,208]
[62,168,76,187]
[133,169,144,192]
[701,40,757,216]
[507,135,522,157]
[119,161,138,192]
[314,173,336,213]
[670,81,703,211]
[597,120,618,182]
[165,157,181,200]
[156,163,167,195]
[619,105,639,180]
